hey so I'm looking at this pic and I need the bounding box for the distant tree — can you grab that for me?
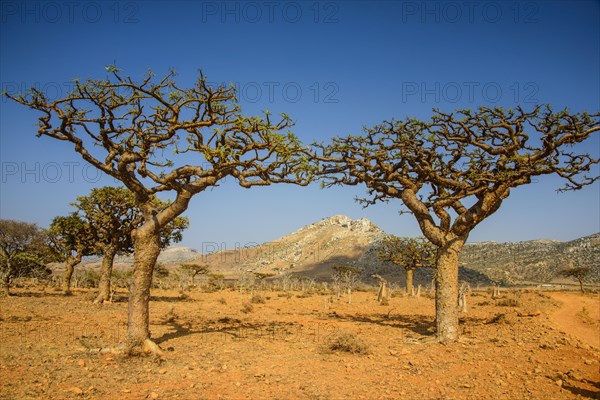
[371,274,390,304]
[560,267,590,293]
[48,214,96,295]
[316,106,599,343]
[0,219,50,295]
[72,186,188,304]
[332,265,361,304]
[377,235,435,296]
[179,263,209,286]
[254,271,276,290]
[6,68,310,353]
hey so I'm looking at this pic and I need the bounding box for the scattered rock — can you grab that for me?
[66,386,83,395]
[77,359,85,367]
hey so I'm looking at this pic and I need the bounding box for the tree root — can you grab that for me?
[95,339,163,356]
[119,338,164,356]
[92,296,110,305]
[142,339,163,355]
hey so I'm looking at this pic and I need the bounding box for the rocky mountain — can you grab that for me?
[84,215,598,287]
[188,215,599,287]
[82,246,201,267]
[192,215,387,280]
[460,233,600,285]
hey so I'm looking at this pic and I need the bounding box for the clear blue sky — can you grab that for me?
[1,0,599,250]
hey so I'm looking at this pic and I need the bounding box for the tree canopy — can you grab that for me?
[5,67,311,352]
[378,235,435,295]
[316,106,598,247]
[316,105,598,342]
[0,219,50,295]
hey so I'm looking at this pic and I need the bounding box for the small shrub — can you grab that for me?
[576,307,597,326]
[76,269,100,288]
[241,302,254,313]
[250,294,266,304]
[497,298,520,307]
[218,297,227,305]
[111,269,133,288]
[163,307,178,323]
[326,331,370,355]
[422,291,436,299]
[154,263,170,278]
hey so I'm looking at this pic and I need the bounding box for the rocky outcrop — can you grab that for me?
[85,215,599,287]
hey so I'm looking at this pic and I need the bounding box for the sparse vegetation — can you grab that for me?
[332,265,361,304]
[250,294,266,304]
[241,302,254,313]
[326,331,370,355]
[497,298,520,307]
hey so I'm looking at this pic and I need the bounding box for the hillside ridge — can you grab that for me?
[86,216,599,286]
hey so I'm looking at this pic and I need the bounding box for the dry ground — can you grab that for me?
[0,287,598,400]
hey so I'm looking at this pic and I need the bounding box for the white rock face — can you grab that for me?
[312,215,381,233]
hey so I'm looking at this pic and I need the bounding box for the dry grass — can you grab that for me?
[250,294,266,304]
[325,331,370,355]
[241,302,254,313]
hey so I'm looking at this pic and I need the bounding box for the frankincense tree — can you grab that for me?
[47,214,96,295]
[378,235,435,296]
[0,219,50,295]
[316,106,598,342]
[6,67,311,353]
[72,186,188,304]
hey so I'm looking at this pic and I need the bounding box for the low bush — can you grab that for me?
[241,303,254,313]
[326,331,370,355]
[250,294,266,304]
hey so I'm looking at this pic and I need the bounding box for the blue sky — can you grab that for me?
[1,0,599,250]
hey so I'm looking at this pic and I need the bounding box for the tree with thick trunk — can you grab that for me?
[96,244,118,303]
[71,186,188,304]
[377,235,434,296]
[48,214,96,295]
[0,219,51,295]
[6,67,311,353]
[315,106,598,343]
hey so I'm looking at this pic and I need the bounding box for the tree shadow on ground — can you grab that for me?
[562,380,600,399]
[5,291,65,298]
[150,295,194,303]
[329,312,436,338]
[154,318,298,345]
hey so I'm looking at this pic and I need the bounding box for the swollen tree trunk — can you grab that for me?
[435,236,466,343]
[94,244,118,304]
[406,268,415,296]
[63,255,82,295]
[126,223,162,353]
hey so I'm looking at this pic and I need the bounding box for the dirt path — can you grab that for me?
[547,292,600,349]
